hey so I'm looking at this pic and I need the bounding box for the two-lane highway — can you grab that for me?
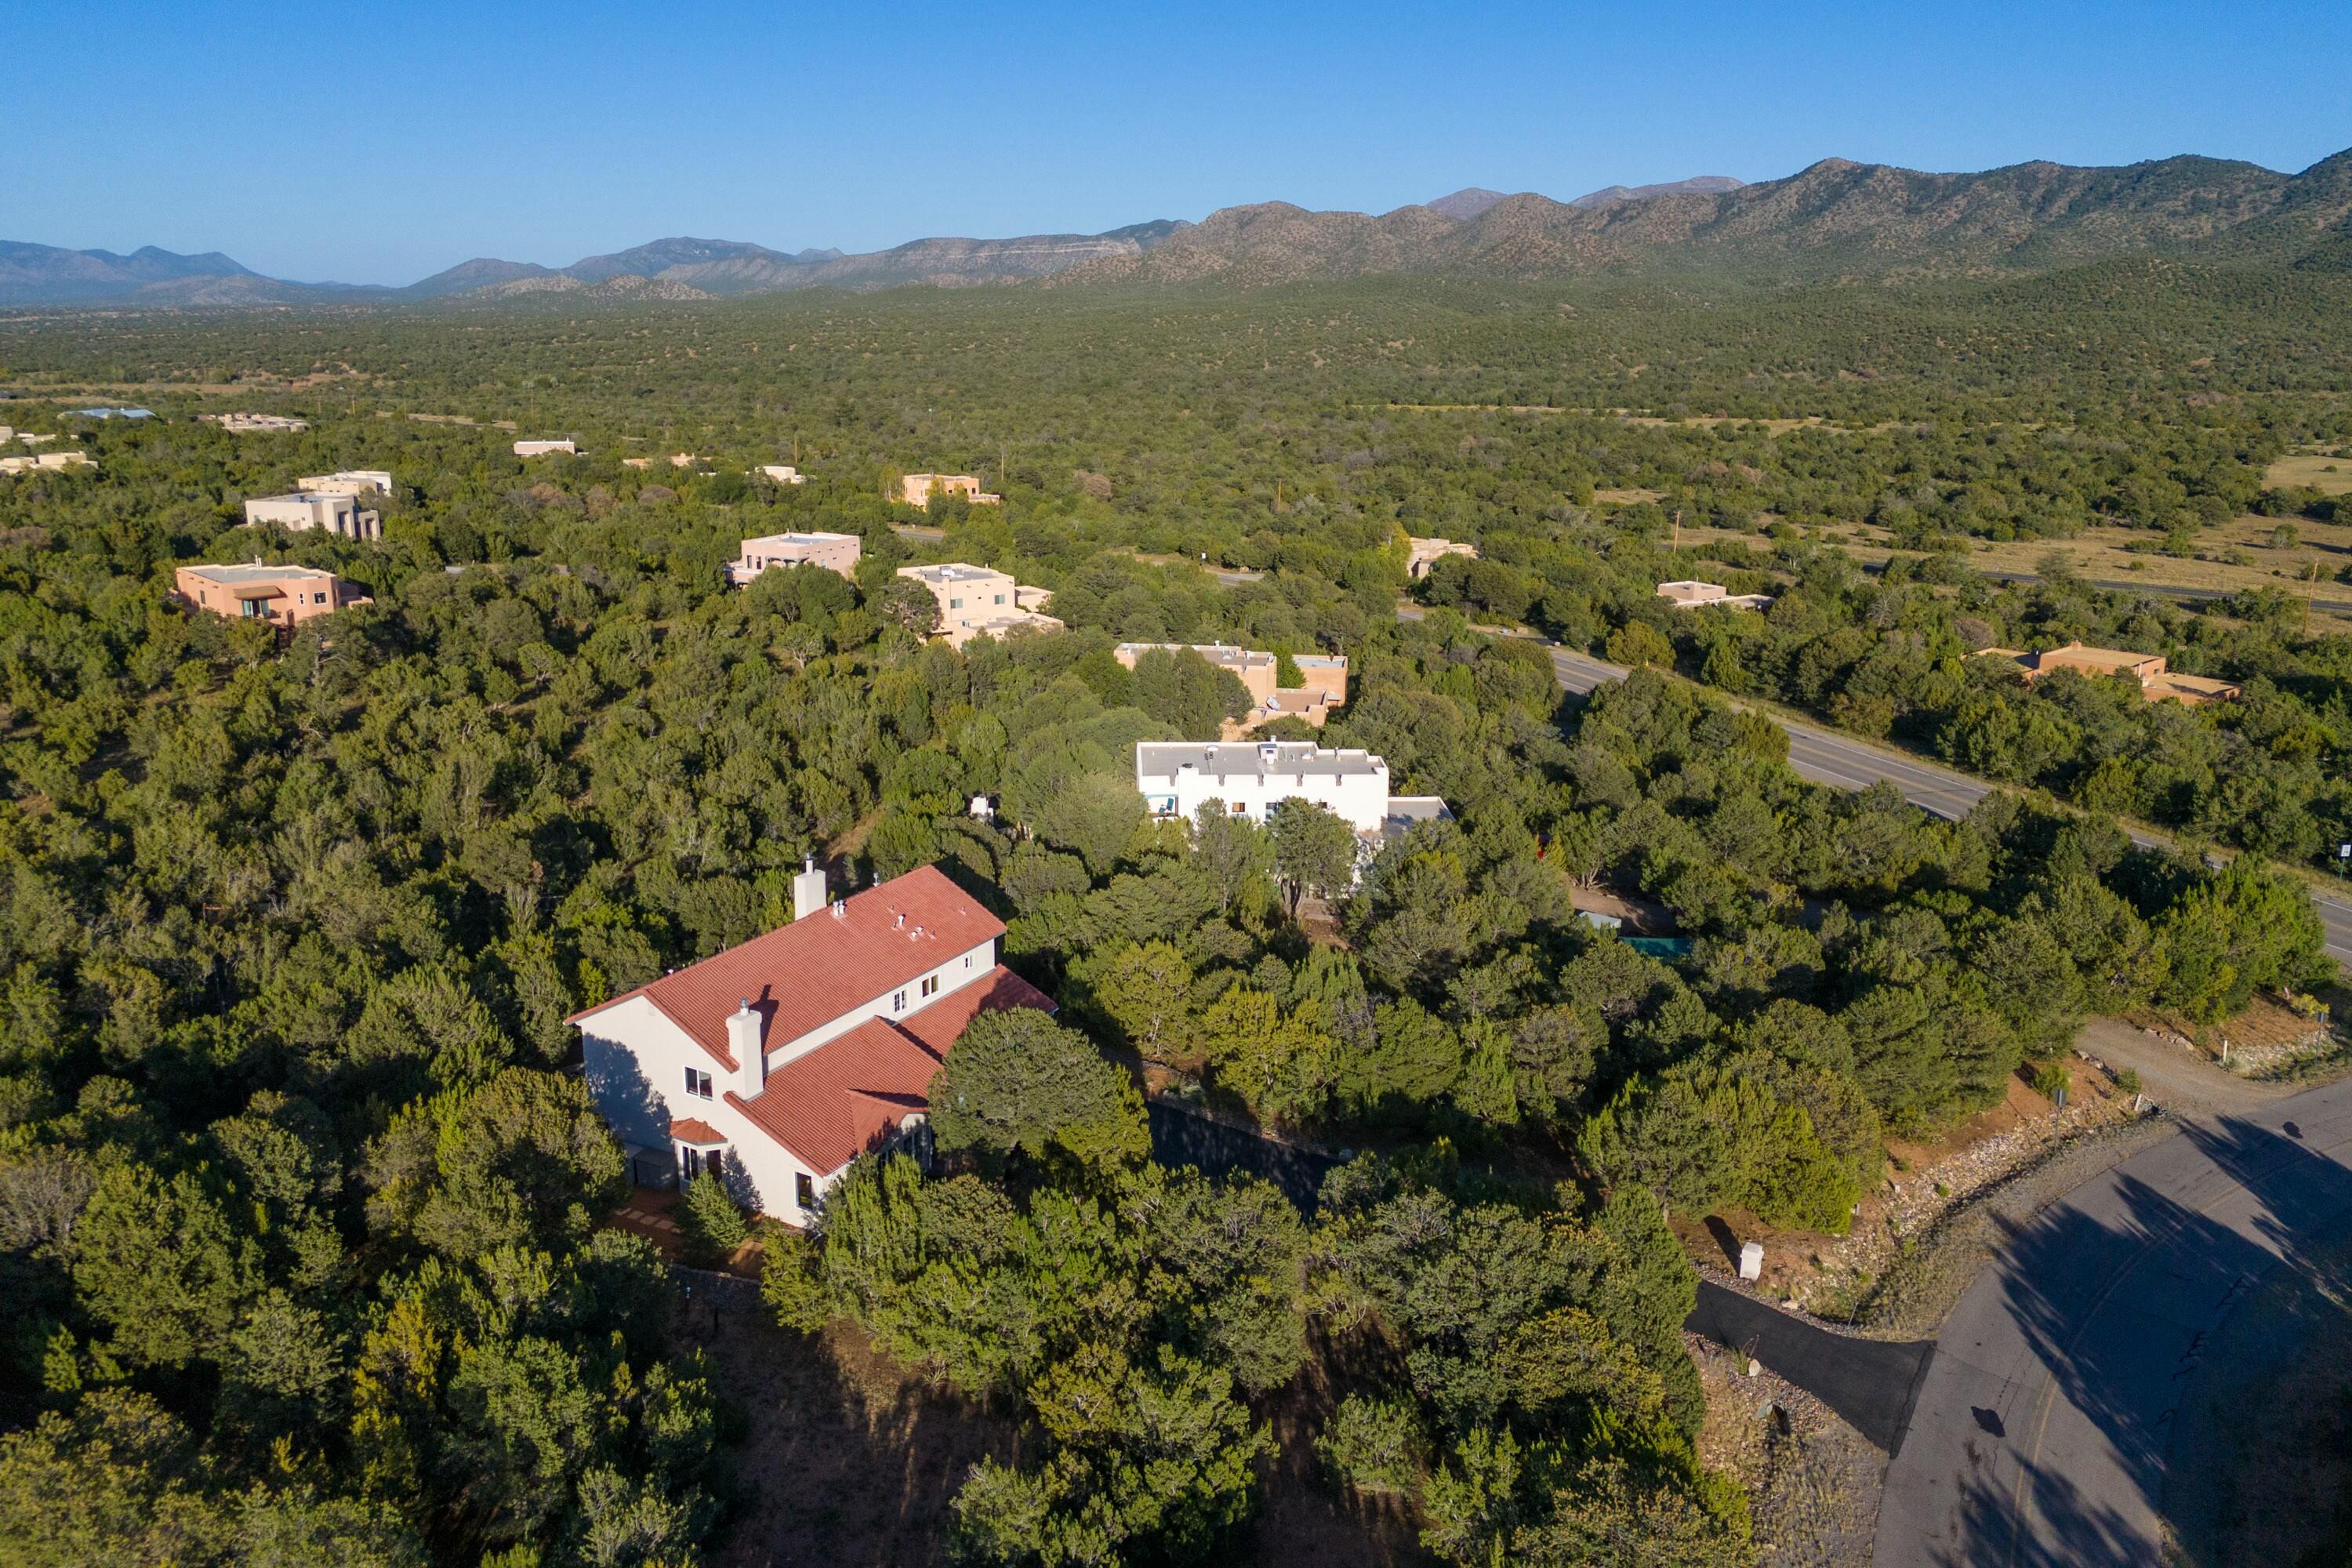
[1538,642,2352,963]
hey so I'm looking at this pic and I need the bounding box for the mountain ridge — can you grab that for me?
[7,148,2348,307]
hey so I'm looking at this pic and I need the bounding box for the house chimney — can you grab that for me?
[793,855,826,922]
[728,999,765,1098]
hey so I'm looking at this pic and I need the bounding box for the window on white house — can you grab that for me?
[920,975,939,997]
[964,954,974,968]
[684,1067,712,1099]
[993,593,1006,604]
[949,597,963,609]
[891,989,906,1012]
[796,1173,815,1209]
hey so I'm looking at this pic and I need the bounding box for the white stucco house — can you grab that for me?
[569,863,1051,1225]
[1135,740,1394,831]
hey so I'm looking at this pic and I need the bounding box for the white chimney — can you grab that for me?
[728,999,765,1098]
[792,855,826,922]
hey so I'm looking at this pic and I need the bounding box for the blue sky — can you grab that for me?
[16,0,2350,285]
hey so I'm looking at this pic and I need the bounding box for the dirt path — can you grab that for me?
[2074,1016,2296,1120]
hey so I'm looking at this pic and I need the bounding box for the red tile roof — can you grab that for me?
[725,1018,946,1175]
[895,964,1056,1056]
[669,1117,724,1145]
[720,966,1054,1174]
[568,865,1007,1069]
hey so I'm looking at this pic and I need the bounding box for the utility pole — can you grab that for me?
[1672,508,1682,554]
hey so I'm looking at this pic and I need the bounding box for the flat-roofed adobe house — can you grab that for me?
[726,530,862,584]
[1973,642,2241,707]
[898,473,1001,507]
[896,562,1062,648]
[1113,643,1352,732]
[1657,579,1774,611]
[1405,536,1478,579]
[569,863,1054,1225]
[244,491,383,541]
[297,469,394,496]
[172,563,371,629]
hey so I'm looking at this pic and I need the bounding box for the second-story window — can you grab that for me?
[684,1067,713,1099]
[949,597,963,609]
[892,989,907,1012]
[920,975,939,997]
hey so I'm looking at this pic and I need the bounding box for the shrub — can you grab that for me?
[677,1174,748,1268]
[1317,1394,1426,1497]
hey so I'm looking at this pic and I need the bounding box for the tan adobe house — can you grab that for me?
[1657,579,1774,610]
[896,562,1062,648]
[204,412,309,433]
[1974,642,2241,706]
[569,863,1054,1224]
[0,450,96,475]
[1114,642,1351,731]
[244,492,383,541]
[1406,536,1478,579]
[297,470,394,496]
[898,473,1001,508]
[173,563,371,630]
[726,531,862,584]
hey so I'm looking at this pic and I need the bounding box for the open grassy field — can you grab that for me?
[1671,514,2352,632]
[2267,451,2352,495]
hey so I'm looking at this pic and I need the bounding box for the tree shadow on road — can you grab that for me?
[1940,1112,2352,1566]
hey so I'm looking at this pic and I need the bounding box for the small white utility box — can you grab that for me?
[1738,1241,1765,1282]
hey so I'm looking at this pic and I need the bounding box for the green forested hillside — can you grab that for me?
[0,264,2344,1566]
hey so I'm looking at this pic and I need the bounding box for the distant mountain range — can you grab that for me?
[8,151,2349,308]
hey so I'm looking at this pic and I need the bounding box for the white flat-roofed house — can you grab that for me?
[727,530,862,584]
[1136,740,1393,832]
[243,492,383,541]
[757,464,808,485]
[570,863,1054,1225]
[297,469,394,496]
[514,439,577,457]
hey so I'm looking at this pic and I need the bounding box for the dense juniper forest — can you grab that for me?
[0,261,2343,1566]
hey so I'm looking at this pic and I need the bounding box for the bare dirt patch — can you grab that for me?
[1692,1336,1879,1567]
[704,1310,1429,1567]
[705,1316,1021,1568]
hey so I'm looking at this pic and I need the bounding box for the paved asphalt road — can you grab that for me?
[1872,1075,2352,1567]
[1686,1280,1933,1452]
[1537,642,2352,964]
